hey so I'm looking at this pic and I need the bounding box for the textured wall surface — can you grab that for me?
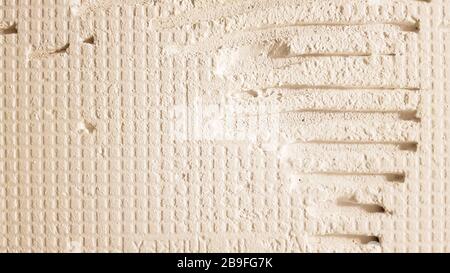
[0,0,449,253]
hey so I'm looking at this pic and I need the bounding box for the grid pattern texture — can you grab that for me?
[0,0,449,252]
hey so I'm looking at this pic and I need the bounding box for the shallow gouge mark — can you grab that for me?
[336,197,386,214]
[83,35,95,45]
[283,109,420,122]
[270,52,396,59]
[293,141,418,152]
[30,43,70,59]
[317,234,381,245]
[304,172,406,183]
[250,22,421,33]
[0,22,17,35]
[270,85,421,91]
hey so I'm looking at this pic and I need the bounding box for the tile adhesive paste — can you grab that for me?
[1,0,450,253]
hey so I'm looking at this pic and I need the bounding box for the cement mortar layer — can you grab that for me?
[0,0,449,252]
